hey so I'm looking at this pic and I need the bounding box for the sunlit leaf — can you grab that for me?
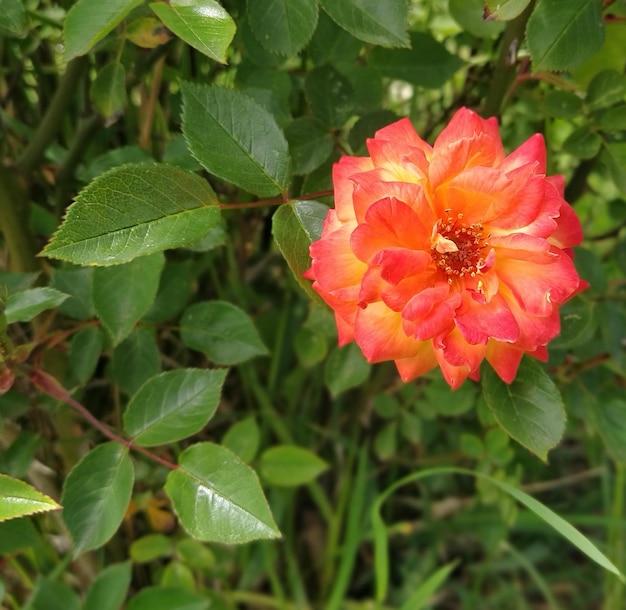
[165,442,280,543]
[0,474,61,522]
[260,445,329,486]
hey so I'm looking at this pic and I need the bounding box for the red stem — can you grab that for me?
[30,368,178,470]
[218,189,333,210]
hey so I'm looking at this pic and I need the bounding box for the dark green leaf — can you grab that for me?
[28,578,81,610]
[601,142,626,193]
[543,90,584,119]
[126,586,209,610]
[181,82,291,197]
[586,69,626,109]
[599,104,626,131]
[4,287,69,324]
[42,164,222,266]
[93,253,164,346]
[143,260,193,323]
[294,327,328,367]
[61,442,134,554]
[285,117,334,175]
[0,517,40,554]
[180,301,268,365]
[164,442,280,543]
[90,62,126,125]
[563,126,602,159]
[260,445,329,486]
[598,300,626,367]
[123,368,227,446]
[222,416,260,464]
[0,0,26,36]
[0,271,39,294]
[308,11,363,65]
[64,0,141,60]
[149,0,236,63]
[590,399,626,463]
[248,0,318,56]
[1,431,39,478]
[70,326,104,385]
[305,65,355,128]
[482,358,566,461]
[319,0,409,47]
[84,562,132,610]
[272,200,329,305]
[111,327,161,395]
[425,377,477,416]
[527,0,604,72]
[348,110,399,154]
[324,342,371,397]
[369,32,464,88]
[551,297,596,350]
[0,474,60,522]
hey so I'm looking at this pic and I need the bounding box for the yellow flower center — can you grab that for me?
[431,211,489,282]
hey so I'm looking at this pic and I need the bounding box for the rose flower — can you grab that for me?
[305,108,586,389]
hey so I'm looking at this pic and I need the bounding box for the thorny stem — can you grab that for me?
[30,368,179,471]
[218,189,333,210]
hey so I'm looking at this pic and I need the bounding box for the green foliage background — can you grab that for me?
[1,0,626,608]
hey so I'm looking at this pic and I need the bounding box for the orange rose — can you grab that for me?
[305,108,586,389]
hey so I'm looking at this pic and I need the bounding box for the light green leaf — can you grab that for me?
[248,0,318,56]
[165,442,280,543]
[123,368,227,446]
[41,164,222,266]
[180,301,268,365]
[93,253,164,346]
[149,0,235,63]
[449,0,504,38]
[372,466,622,602]
[527,0,604,72]
[4,287,69,324]
[0,0,26,36]
[482,358,566,461]
[399,560,459,610]
[61,442,134,554]
[483,0,531,21]
[319,0,409,48]
[181,82,291,197]
[370,32,464,88]
[222,416,260,464]
[84,562,132,610]
[0,474,61,522]
[272,200,329,306]
[90,62,126,125]
[126,586,209,610]
[260,445,329,487]
[324,342,371,397]
[130,534,173,563]
[64,0,142,60]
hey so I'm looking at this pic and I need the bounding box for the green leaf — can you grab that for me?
[272,200,329,306]
[374,421,398,461]
[126,587,209,610]
[482,358,566,461]
[372,467,623,602]
[181,82,291,197]
[111,327,161,395]
[449,0,504,38]
[562,126,603,159]
[90,62,126,125]
[324,342,371,397]
[130,534,173,563]
[369,32,464,88]
[84,562,132,610]
[0,474,61,522]
[589,399,626,464]
[526,0,605,72]
[308,11,363,65]
[399,560,459,610]
[222,416,260,464]
[123,368,227,446]
[164,442,280,543]
[160,562,195,591]
[483,0,531,21]
[305,65,356,128]
[319,0,409,48]
[143,260,194,323]
[248,0,318,56]
[27,578,81,610]
[0,0,26,36]
[50,267,95,319]
[41,164,222,266]
[599,104,626,131]
[260,445,329,486]
[550,297,596,350]
[4,287,69,324]
[0,517,40,554]
[294,327,328,368]
[543,90,584,119]
[149,0,235,64]
[69,326,104,385]
[284,117,334,175]
[93,253,164,346]
[601,142,626,194]
[180,301,268,365]
[64,0,142,60]
[61,442,134,554]
[586,69,626,109]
